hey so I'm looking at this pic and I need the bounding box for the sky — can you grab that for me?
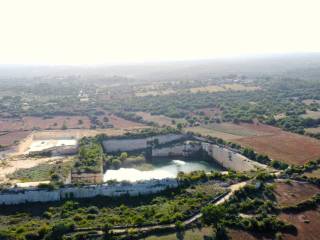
[0,0,319,65]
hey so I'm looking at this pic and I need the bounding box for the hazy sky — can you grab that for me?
[0,0,319,64]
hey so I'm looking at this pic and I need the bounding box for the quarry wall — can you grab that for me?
[0,178,178,205]
[201,142,266,172]
[152,141,202,157]
[102,134,185,152]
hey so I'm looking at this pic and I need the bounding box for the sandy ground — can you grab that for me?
[0,156,66,183]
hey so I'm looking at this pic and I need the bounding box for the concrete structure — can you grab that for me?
[102,134,184,152]
[201,142,266,172]
[151,141,202,157]
[0,178,178,205]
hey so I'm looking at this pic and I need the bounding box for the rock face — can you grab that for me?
[151,141,202,157]
[201,142,266,172]
[0,178,178,205]
[102,134,185,152]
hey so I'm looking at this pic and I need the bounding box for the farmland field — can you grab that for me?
[0,131,31,147]
[279,208,320,240]
[186,122,320,165]
[235,132,320,165]
[0,116,91,132]
[190,84,260,93]
[273,181,320,207]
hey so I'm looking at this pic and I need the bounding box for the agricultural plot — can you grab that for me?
[279,208,320,240]
[187,122,320,165]
[273,181,320,207]
[0,116,91,132]
[0,131,31,147]
[108,114,147,128]
[190,84,260,93]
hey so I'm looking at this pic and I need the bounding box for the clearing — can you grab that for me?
[279,208,320,240]
[273,181,320,207]
[136,111,186,126]
[301,110,320,119]
[190,84,260,93]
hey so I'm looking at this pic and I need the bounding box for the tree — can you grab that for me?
[176,123,183,130]
[202,205,227,228]
[119,152,128,161]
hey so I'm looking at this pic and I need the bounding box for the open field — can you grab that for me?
[279,208,320,240]
[273,181,320,207]
[227,229,272,240]
[186,122,320,165]
[235,132,320,165]
[301,110,320,119]
[136,111,186,126]
[146,228,271,240]
[305,127,320,134]
[303,168,320,178]
[302,99,320,105]
[135,89,176,97]
[190,84,260,93]
[186,122,280,141]
[0,116,91,132]
[0,156,68,183]
[0,131,31,147]
[108,114,146,128]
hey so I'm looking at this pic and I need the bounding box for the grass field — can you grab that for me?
[136,111,187,127]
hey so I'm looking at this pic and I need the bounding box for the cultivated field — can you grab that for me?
[190,84,260,93]
[0,131,31,147]
[0,116,91,132]
[279,208,320,240]
[273,181,320,207]
[235,131,320,165]
[108,114,146,128]
[186,122,320,165]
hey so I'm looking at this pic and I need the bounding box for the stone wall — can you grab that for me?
[152,141,202,157]
[202,142,266,172]
[0,178,178,205]
[102,134,185,153]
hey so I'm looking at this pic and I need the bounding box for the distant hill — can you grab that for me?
[1,52,320,82]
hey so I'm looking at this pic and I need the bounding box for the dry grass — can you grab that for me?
[302,99,320,105]
[301,110,320,119]
[135,89,176,97]
[304,127,320,134]
[304,168,320,178]
[136,111,186,127]
[190,84,260,93]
